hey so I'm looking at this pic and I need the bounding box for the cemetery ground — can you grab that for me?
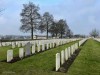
[67,39,100,75]
[0,39,100,75]
[0,40,79,75]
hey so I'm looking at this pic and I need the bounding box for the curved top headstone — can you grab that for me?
[25,42,31,56]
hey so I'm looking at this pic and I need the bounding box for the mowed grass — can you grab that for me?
[67,39,100,75]
[0,40,79,75]
[0,46,22,60]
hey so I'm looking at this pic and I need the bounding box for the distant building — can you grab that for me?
[34,35,46,39]
[33,35,52,39]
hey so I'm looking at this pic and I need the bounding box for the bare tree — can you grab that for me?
[39,12,54,39]
[49,21,59,37]
[67,29,73,38]
[49,19,70,38]
[90,29,99,38]
[57,19,67,38]
[20,2,41,40]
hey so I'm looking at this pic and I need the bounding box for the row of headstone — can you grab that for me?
[11,42,33,61]
[0,41,22,48]
[55,39,87,71]
[6,39,79,63]
[94,38,100,42]
[7,42,30,62]
[79,39,87,46]
[35,38,80,54]
[56,43,78,71]
[7,48,24,62]
[0,38,79,47]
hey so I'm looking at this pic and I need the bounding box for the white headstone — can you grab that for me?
[12,42,15,48]
[19,48,24,58]
[37,45,40,52]
[50,43,52,48]
[65,48,68,61]
[76,43,78,50]
[18,43,21,47]
[7,50,13,62]
[32,45,35,54]
[58,41,60,46]
[2,42,6,46]
[79,41,81,47]
[42,44,45,51]
[25,42,31,56]
[61,41,63,45]
[56,53,60,71]
[22,42,25,47]
[71,45,74,55]
[46,43,49,50]
[61,50,65,65]
[73,44,75,52]
[75,43,77,51]
[53,42,55,48]
[68,47,71,58]
[0,43,1,47]
[56,42,58,46]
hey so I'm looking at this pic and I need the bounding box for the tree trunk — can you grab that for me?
[47,23,48,39]
[47,29,48,39]
[31,26,33,40]
[61,32,62,38]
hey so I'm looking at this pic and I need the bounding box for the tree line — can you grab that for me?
[20,2,73,39]
[90,29,99,38]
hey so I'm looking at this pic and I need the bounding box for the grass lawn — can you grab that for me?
[0,40,79,75]
[0,46,23,60]
[67,39,100,75]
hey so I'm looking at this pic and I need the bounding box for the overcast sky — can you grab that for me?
[0,0,100,35]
